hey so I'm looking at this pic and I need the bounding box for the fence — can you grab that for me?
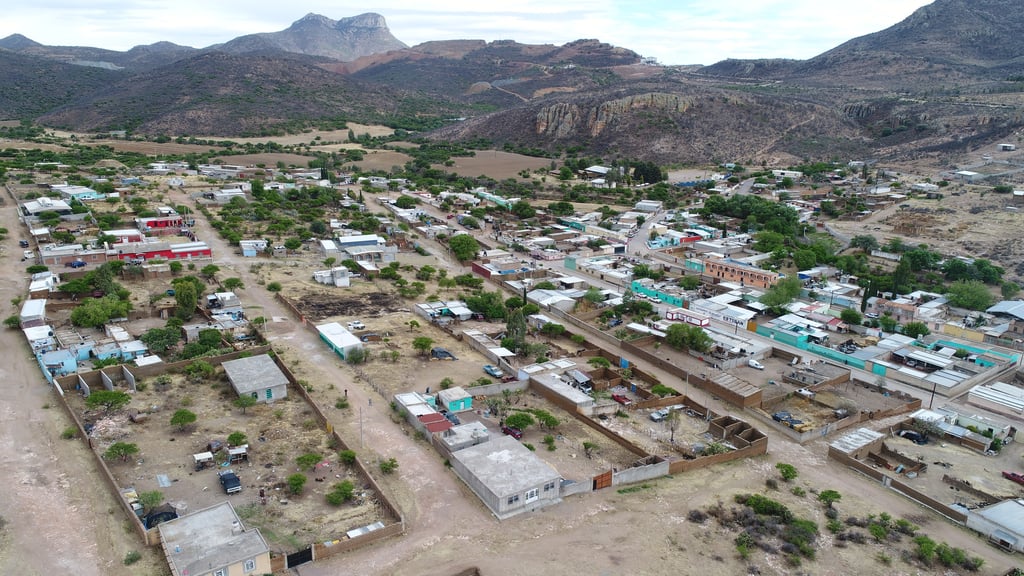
[828,449,968,523]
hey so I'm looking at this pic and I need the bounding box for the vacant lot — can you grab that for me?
[69,369,385,554]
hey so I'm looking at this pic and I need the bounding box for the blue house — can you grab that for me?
[39,349,77,377]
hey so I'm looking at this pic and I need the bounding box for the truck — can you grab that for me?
[218,469,242,494]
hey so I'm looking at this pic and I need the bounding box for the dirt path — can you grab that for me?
[173,190,493,575]
[0,195,156,575]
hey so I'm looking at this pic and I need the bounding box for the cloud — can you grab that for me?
[0,1,932,64]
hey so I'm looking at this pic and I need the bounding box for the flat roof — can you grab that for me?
[830,427,884,454]
[316,322,361,348]
[975,499,1024,535]
[158,501,268,576]
[451,435,560,497]
[221,354,289,394]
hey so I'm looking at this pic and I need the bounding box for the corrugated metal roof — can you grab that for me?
[830,427,884,454]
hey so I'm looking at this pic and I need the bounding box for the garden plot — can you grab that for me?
[67,371,386,555]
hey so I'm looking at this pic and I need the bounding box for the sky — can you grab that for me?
[1,1,934,65]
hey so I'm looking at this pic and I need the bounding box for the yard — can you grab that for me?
[68,368,386,555]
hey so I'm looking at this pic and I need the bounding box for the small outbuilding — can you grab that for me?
[437,386,473,413]
[316,322,364,360]
[967,499,1024,553]
[221,354,289,403]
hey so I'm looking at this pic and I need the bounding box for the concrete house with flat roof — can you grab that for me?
[221,354,288,403]
[449,435,562,520]
[158,501,271,576]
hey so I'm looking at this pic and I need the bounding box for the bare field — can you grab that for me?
[68,371,385,554]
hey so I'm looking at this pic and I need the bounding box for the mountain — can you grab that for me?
[214,13,407,61]
[2,3,1024,163]
[35,51,458,137]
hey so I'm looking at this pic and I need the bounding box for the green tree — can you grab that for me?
[85,390,132,412]
[759,276,803,311]
[793,249,817,270]
[70,296,131,328]
[140,327,180,354]
[234,395,257,414]
[679,275,701,290]
[449,234,479,261]
[412,336,434,356]
[287,473,307,494]
[505,308,528,355]
[879,314,898,333]
[415,265,436,281]
[170,409,197,431]
[200,264,220,281]
[174,281,198,321]
[465,290,506,319]
[1002,281,1021,299]
[222,277,244,290]
[284,237,303,252]
[394,196,417,209]
[168,261,183,275]
[942,278,991,309]
[227,431,247,446]
[840,309,862,325]
[4,315,20,328]
[902,321,931,339]
[540,323,566,338]
[849,235,879,252]
[818,489,842,509]
[103,441,139,462]
[504,412,535,431]
[665,323,713,353]
[511,201,536,219]
[776,462,798,482]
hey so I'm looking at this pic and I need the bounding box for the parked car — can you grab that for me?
[1002,471,1024,487]
[501,425,523,440]
[865,312,880,319]
[897,429,928,445]
[218,470,242,494]
[747,359,764,370]
[483,364,504,378]
[650,408,669,422]
[19,240,30,248]
[611,394,632,406]
[446,213,455,219]
[65,260,86,268]
[346,320,366,331]
[22,250,33,260]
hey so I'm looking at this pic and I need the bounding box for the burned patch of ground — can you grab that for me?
[294,291,405,321]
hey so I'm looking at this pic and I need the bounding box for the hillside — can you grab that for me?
[0,50,122,118]
[35,52,460,136]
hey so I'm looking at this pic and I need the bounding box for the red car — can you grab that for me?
[446,213,455,219]
[611,394,632,406]
[501,426,523,440]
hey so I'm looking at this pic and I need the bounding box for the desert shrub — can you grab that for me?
[339,450,357,465]
[379,457,399,474]
[687,509,708,523]
[123,551,141,565]
[826,519,843,534]
[326,480,355,505]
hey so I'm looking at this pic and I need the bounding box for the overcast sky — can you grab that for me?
[2,1,933,65]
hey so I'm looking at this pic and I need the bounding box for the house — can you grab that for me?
[39,349,77,377]
[316,322,364,360]
[19,299,47,327]
[239,240,267,257]
[318,239,339,256]
[438,422,490,453]
[999,143,1017,152]
[701,257,779,289]
[449,435,562,520]
[437,386,473,413]
[23,325,56,354]
[53,183,104,202]
[206,292,242,315]
[158,501,271,576]
[966,499,1024,553]
[634,200,663,212]
[22,197,72,216]
[221,354,289,403]
[312,266,352,288]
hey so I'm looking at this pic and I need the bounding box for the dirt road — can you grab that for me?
[0,196,154,575]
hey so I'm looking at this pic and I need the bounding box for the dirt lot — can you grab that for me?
[66,370,385,554]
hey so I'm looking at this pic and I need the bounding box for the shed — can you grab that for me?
[437,386,473,413]
[19,298,47,327]
[967,499,1024,552]
[316,322,364,360]
[221,354,289,403]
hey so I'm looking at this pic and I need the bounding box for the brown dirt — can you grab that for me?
[65,370,385,555]
[293,291,405,322]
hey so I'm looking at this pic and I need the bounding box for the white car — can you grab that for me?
[346,320,366,331]
[747,359,765,370]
